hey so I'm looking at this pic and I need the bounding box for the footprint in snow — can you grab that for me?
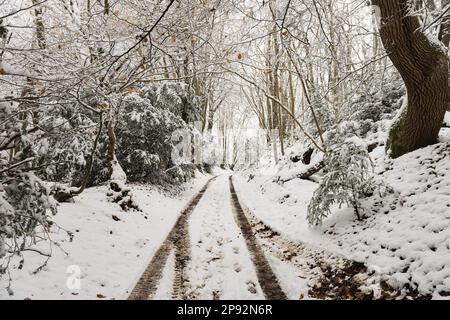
[246,281,257,294]
[212,290,221,300]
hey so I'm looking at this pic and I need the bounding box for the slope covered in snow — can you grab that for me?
[235,140,450,299]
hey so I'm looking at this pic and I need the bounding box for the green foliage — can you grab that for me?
[116,91,197,184]
[37,103,96,186]
[35,82,201,186]
[386,101,409,159]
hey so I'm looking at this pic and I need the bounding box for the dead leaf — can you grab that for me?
[100,101,109,110]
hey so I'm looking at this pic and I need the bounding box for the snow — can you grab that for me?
[234,175,315,240]
[234,141,450,299]
[184,175,264,299]
[444,112,450,127]
[152,250,176,300]
[110,156,127,182]
[265,256,309,300]
[0,172,210,299]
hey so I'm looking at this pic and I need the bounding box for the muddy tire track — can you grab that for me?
[128,177,215,300]
[171,203,192,300]
[229,176,287,300]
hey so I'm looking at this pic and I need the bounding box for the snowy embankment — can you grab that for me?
[0,172,211,300]
[235,130,450,299]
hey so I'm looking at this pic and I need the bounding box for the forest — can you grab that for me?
[1,0,450,301]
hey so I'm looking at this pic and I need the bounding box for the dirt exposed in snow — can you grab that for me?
[184,175,266,300]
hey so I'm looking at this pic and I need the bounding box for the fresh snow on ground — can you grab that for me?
[185,175,264,299]
[234,139,450,299]
[153,250,176,300]
[0,172,211,300]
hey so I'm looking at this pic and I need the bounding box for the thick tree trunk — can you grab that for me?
[373,0,448,158]
[438,0,450,111]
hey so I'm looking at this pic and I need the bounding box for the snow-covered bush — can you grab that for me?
[0,193,13,259]
[0,172,56,260]
[0,100,56,261]
[142,82,200,123]
[35,82,201,187]
[36,103,97,186]
[304,94,334,139]
[307,123,378,226]
[347,75,405,137]
[116,88,199,184]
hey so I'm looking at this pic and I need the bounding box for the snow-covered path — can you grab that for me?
[131,175,288,300]
[185,175,264,299]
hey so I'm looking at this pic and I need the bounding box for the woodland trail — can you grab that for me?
[128,175,369,300]
[128,175,287,300]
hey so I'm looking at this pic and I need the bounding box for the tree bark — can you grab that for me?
[373,0,448,158]
[71,112,103,196]
[106,118,117,178]
[438,0,450,111]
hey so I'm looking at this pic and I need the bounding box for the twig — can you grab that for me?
[0,157,35,174]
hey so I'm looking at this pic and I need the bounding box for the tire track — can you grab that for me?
[229,176,287,300]
[171,202,192,300]
[128,177,215,300]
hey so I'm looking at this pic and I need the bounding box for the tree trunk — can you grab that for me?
[106,118,118,179]
[32,0,46,50]
[288,67,296,132]
[438,0,450,111]
[207,106,214,131]
[373,0,448,158]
